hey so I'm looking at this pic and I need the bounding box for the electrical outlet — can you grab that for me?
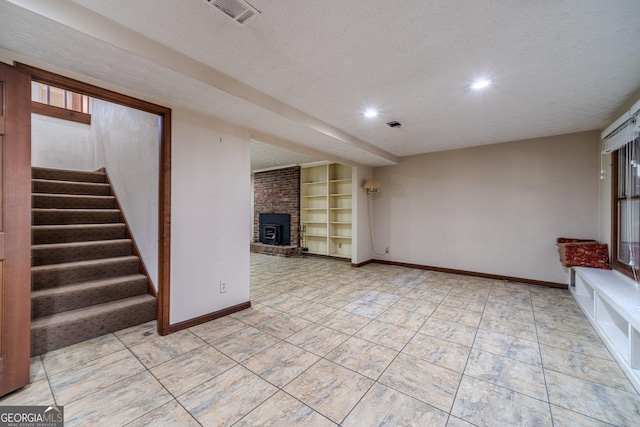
[220,280,227,293]
[385,247,389,254]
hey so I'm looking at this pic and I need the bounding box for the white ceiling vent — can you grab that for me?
[204,0,260,26]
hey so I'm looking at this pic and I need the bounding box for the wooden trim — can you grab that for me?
[15,63,173,336]
[0,63,32,395]
[31,101,91,125]
[101,169,156,298]
[611,150,637,280]
[167,301,251,333]
[372,259,567,289]
[351,259,373,267]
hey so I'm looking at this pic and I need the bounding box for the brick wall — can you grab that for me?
[253,166,300,246]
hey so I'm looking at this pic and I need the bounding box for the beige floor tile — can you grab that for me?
[0,379,54,406]
[549,404,617,427]
[465,349,548,401]
[545,369,640,426]
[42,333,125,375]
[479,312,537,342]
[373,283,413,296]
[287,286,329,301]
[242,341,320,388]
[326,337,398,379]
[446,416,476,427]
[317,310,371,335]
[150,345,236,396]
[340,300,389,319]
[419,317,478,347]
[487,293,532,310]
[284,359,374,424]
[431,305,482,328]
[114,321,158,347]
[355,320,415,351]
[212,326,281,362]
[64,371,172,427]
[403,333,471,372]
[358,290,401,307]
[129,330,206,368]
[262,294,307,311]
[473,330,541,366]
[391,297,439,316]
[178,365,277,426]
[451,376,552,427]
[229,307,276,325]
[483,301,535,323]
[536,325,613,360]
[551,405,614,427]
[50,349,145,404]
[234,391,335,427]
[188,316,248,342]
[540,344,634,392]
[254,313,312,339]
[376,306,429,331]
[125,399,200,427]
[534,311,596,336]
[287,301,337,322]
[441,295,487,312]
[342,383,448,427]
[379,353,461,412]
[404,287,448,302]
[30,356,46,382]
[311,291,352,309]
[286,324,349,357]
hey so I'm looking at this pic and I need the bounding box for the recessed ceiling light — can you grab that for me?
[364,109,379,118]
[470,79,493,90]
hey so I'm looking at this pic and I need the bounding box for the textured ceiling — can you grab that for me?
[250,140,319,172]
[2,0,640,168]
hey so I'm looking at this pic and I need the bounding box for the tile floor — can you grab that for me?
[3,253,640,426]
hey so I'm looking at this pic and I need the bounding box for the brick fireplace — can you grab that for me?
[251,166,300,256]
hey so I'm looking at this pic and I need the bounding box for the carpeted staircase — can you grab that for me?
[31,167,156,356]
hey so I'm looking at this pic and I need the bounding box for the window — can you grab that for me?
[613,140,640,278]
[31,82,91,124]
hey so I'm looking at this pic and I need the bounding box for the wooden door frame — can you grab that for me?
[15,63,173,335]
[0,62,32,396]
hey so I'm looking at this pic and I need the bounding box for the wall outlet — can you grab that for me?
[385,247,389,254]
[220,280,227,293]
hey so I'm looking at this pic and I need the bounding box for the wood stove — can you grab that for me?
[259,213,290,246]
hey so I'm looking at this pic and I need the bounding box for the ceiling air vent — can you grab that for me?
[204,0,260,26]
[386,121,402,128]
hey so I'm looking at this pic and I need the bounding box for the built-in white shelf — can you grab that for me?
[301,163,352,259]
[570,267,640,393]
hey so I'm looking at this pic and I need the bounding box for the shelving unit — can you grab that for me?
[301,163,352,258]
[569,267,640,393]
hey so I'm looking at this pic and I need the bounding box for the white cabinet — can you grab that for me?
[301,163,352,259]
[570,267,640,392]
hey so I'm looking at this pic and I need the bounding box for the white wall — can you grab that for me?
[352,164,373,264]
[170,109,251,324]
[372,131,600,284]
[31,114,93,170]
[91,99,160,288]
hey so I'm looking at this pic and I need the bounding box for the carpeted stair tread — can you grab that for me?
[32,256,139,290]
[32,274,148,318]
[32,208,122,225]
[32,193,116,209]
[32,223,126,244]
[32,239,133,266]
[31,294,156,355]
[32,167,106,183]
[32,179,112,196]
